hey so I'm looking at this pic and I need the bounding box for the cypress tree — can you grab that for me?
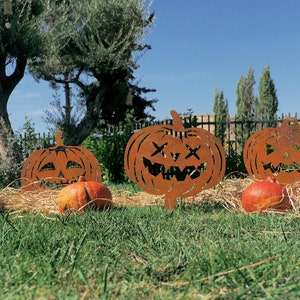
[257,65,278,126]
[213,88,228,144]
[235,67,257,148]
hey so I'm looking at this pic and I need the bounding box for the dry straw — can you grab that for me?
[0,177,299,216]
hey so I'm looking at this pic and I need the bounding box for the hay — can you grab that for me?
[0,186,60,214]
[0,178,299,216]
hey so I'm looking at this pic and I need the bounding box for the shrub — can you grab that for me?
[16,117,54,159]
[0,157,20,188]
[225,142,246,176]
[0,127,21,188]
[83,123,134,183]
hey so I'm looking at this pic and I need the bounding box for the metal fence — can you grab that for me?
[17,116,299,156]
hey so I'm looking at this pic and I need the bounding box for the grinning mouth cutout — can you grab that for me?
[143,157,206,181]
[263,162,300,173]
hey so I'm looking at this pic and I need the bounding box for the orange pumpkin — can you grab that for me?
[124,110,226,210]
[21,131,102,190]
[56,177,112,213]
[241,177,292,212]
[243,119,300,184]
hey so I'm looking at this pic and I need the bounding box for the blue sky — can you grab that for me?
[8,0,300,133]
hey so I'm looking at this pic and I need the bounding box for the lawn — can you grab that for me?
[1,181,300,299]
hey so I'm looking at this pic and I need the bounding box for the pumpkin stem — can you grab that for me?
[170,110,184,131]
[55,130,64,146]
[164,195,177,211]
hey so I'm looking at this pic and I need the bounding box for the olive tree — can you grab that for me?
[0,0,45,180]
[29,0,156,145]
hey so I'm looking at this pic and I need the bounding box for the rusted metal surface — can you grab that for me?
[21,131,102,190]
[124,110,226,210]
[244,118,300,184]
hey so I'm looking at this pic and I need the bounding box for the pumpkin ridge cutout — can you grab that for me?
[124,110,226,210]
[21,131,102,190]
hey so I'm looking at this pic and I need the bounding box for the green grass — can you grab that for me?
[1,195,300,299]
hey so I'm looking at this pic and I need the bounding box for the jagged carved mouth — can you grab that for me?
[263,162,300,173]
[143,157,207,181]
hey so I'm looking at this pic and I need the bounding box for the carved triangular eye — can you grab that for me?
[66,161,83,169]
[39,162,55,172]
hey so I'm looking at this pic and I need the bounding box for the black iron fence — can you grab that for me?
[17,115,299,157]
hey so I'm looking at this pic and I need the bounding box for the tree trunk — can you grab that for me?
[0,56,26,183]
[0,116,22,164]
[0,91,23,162]
[62,84,106,145]
[0,103,23,183]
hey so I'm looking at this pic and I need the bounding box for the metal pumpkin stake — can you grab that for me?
[124,110,226,210]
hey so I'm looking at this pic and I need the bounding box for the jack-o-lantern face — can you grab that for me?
[143,139,207,182]
[21,131,102,190]
[243,118,300,184]
[124,110,226,210]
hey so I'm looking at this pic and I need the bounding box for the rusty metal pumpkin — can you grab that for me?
[243,118,300,184]
[124,110,226,210]
[21,131,102,190]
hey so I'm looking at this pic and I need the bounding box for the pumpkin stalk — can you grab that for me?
[55,130,64,146]
[170,110,184,131]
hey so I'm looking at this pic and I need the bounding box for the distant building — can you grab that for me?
[182,113,236,142]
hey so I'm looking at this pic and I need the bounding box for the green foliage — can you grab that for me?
[1,206,300,299]
[183,113,198,128]
[29,0,156,145]
[0,0,50,172]
[82,123,134,183]
[235,67,257,147]
[1,0,45,61]
[213,88,229,144]
[257,65,278,124]
[225,142,246,175]
[0,156,19,189]
[16,117,54,159]
[0,118,55,188]
[0,120,21,188]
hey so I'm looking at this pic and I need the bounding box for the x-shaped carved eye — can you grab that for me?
[185,145,200,159]
[151,142,168,157]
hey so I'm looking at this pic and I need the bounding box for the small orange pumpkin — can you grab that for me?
[241,177,292,212]
[21,131,102,190]
[124,110,226,210]
[243,119,300,184]
[56,177,112,213]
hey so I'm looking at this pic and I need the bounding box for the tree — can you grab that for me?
[0,0,45,178]
[257,65,278,126]
[29,0,156,145]
[213,88,229,144]
[235,67,257,148]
